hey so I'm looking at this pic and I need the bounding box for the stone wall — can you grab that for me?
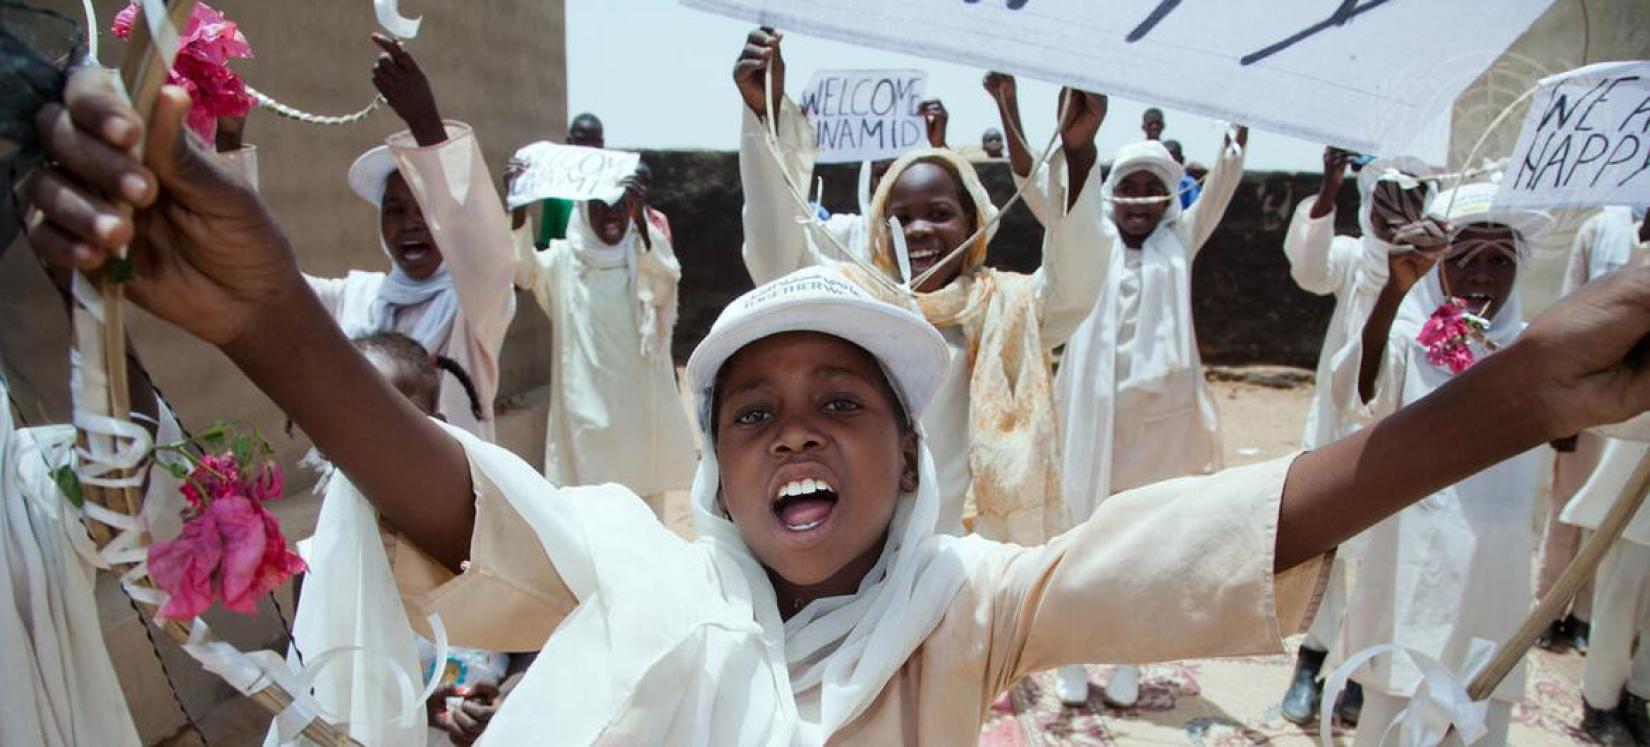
[645,151,1361,369]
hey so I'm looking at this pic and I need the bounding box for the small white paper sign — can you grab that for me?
[506,141,641,209]
[799,69,928,164]
[1496,61,1650,210]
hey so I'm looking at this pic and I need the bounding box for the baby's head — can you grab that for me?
[353,332,483,421]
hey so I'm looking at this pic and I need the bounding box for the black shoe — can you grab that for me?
[1571,615,1592,655]
[1583,702,1638,746]
[1334,680,1363,727]
[1280,646,1327,725]
[1624,691,1650,746]
[1537,619,1572,653]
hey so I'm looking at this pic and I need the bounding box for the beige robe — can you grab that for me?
[512,222,698,497]
[304,123,517,441]
[386,451,1328,744]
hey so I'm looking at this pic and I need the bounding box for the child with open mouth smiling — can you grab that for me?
[28,64,1650,746]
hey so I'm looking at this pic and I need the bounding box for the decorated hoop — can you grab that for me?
[66,0,358,742]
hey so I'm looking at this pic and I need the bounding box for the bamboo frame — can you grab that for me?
[70,1,357,743]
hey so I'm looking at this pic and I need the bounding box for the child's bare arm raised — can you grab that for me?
[28,68,477,572]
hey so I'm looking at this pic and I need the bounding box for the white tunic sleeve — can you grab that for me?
[971,456,1330,690]
[739,99,823,285]
[1031,151,1110,348]
[1283,198,1344,296]
[1177,143,1246,260]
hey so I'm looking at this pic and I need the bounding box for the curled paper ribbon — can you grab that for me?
[1321,639,1497,747]
[374,0,421,39]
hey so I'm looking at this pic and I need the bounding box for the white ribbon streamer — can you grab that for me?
[374,0,422,39]
[1321,640,1497,747]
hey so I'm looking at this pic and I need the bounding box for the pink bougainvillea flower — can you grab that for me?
[207,494,270,615]
[179,452,241,509]
[1418,299,1479,375]
[112,1,253,142]
[248,462,284,503]
[148,513,224,620]
[254,507,308,597]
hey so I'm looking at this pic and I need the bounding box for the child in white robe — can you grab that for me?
[733,28,1108,544]
[1046,130,1247,706]
[1343,182,1554,747]
[1274,148,1435,725]
[303,35,516,442]
[512,186,697,515]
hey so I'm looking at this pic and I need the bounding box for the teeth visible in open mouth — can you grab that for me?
[785,518,825,531]
[909,249,939,260]
[777,478,833,499]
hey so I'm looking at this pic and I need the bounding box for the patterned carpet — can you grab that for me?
[981,639,1597,745]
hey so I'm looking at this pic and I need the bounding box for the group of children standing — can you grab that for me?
[14,17,1650,747]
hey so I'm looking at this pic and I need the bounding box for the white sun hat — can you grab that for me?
[346,145,398,207]
[685,264,948,432]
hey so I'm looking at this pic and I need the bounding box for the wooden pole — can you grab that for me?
[1466,451,1650,700]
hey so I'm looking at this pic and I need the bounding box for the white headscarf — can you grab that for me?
[1355,156,1435,253]
[564,199,679,360]
[472,265,987,744]
[346,145,460,352]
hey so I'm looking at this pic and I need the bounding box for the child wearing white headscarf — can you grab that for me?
[1274,150,1435,725]
[1341,182,1554,747]
[1046,133,1245,704]
[353,264,1331,744]
[512,193,697,514]
[304,133,516,442]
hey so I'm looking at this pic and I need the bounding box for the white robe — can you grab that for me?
[1343,269,1541,703]
[1051,143,1244,523]
[303,123,517,442]
[737,101,1107,531]
[1,373,143,746]
[513,211,697,497]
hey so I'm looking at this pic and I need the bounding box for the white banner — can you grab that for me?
[1495,61,1650,210]
[505,142,640,209]
[799,69,929,163]
[681,0,1554,157]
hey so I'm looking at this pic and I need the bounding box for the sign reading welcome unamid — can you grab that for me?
[681,0,1554,158]
[801,69,928,163]
[506,142,641,210]
[1495,61,1650,210]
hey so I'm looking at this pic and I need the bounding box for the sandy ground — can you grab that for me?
[221,367,1591,745]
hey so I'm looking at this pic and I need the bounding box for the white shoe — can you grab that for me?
[1055,665,1090,705]
[1104,665,1140,708]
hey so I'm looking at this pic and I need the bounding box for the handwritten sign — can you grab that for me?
[799,69,928,163]
[505,141,640,209]
[1495,61,1650,210]
[680,0,1553,158]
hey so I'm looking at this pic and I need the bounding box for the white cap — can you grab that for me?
[346,145,398,207]
[685,265,948,432]
[1429,182,1555,254]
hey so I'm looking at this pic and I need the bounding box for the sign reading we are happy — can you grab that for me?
[1496,61,1650,210]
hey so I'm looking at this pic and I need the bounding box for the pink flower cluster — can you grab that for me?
[112,2,254,142]
[147,453,305,620]
[1417,298,1478,375]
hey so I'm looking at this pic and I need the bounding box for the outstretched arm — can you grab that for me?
[1282,147,1353,295]
[30,68,476,571]
[1277,256,1650,570]
[984,73,1033,179]
[733,27,823,284]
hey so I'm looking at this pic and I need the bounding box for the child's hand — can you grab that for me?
[1057,87,1106,150]
[982,72,1017,102]
[371,33,445,147]
[435,683,501,746]
[1322,146,1352,181]
[1518,266,1650,439]
[733,27,784,119]
[28,67,300,347]
[1385,218,1449,288]
[918,99,948,148]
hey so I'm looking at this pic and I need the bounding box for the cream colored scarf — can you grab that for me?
[855,149,1066,544]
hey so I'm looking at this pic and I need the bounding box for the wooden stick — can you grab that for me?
[1467,451,1650,700]
[67,2,359,743]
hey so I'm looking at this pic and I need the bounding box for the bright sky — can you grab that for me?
[567,0,1329,171]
